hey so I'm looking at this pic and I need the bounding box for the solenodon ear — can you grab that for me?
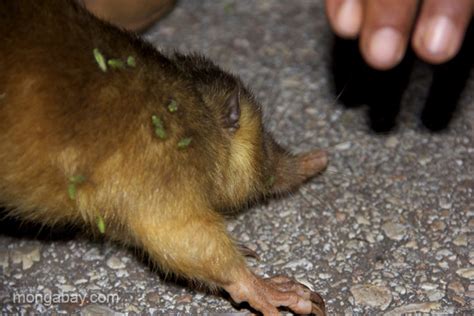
[222,85,241,133]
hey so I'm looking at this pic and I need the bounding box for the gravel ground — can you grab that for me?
[1,0,473,314]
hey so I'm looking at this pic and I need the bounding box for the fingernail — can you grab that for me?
[368,28,404,69]
[297,300,313,314]
[336,0,362,37]
[423,16,457,56]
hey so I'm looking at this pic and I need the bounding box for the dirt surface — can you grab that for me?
[1,0,473,314]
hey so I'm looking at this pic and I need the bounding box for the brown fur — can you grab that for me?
[0,0,328,313]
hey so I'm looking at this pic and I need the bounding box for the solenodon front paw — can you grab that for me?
[225,272,326,316]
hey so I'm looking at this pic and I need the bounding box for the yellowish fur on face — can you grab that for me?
[223,101,262,207]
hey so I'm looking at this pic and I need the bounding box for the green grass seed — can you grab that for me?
[93,48,107,72]
[107,59,125,69]
[68,175,86,200]
[151,115,167,139]
[127,56,136,67]
[69,175,86,184]
[177,137,192,149]
[167,99,178,112]
[68,183,77,200]
[151,115,161,126]
[96,215,106,234]
[155,127,167,139]
[265,175,275,188]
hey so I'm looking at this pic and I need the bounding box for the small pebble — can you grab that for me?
[456,268,474,280]
[57,284,75,292]
[106,255,126,270]
[453,234,468,246]
[429,220,446,231]
[384,136,399,148]
[382,221,407,241]
[426,289,444,301]
[335,142,351,151]
[385,302,441,316]
[451,295,466,306]
[10,244,41,270]
[439,197,452,209]
[0,250,9,270]
[350,284,392,310]
[82,304,121,316]
[319,273,331,280]
[283,258,314,270]
[447,281,464,294]
[83,248,104,261]
[176,294,193,304]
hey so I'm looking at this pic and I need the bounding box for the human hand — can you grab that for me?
[325,0,473,70]
[81,0,176,31]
